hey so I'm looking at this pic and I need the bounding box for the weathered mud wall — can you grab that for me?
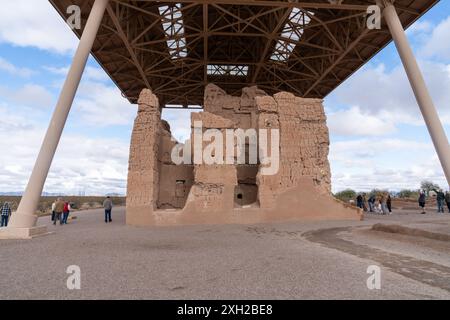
[126,89,161,224]
[127,89,160,209]
[256,92,332,208]
[126,86,361,227]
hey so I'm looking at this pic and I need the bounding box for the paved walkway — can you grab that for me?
[0,207,449,299]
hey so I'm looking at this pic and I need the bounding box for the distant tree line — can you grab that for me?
[333,180,446,202]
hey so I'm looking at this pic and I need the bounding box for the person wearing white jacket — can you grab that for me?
[51,201,56,222]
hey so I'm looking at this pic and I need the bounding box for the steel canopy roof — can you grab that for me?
[49,0,439,107]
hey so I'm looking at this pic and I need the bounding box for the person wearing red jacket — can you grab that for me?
[62,202,71,225]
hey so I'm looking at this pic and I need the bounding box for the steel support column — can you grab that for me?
[5,0,110,236]
[383,1,450,187]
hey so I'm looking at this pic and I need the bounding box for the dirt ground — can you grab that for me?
[1,204,449,300]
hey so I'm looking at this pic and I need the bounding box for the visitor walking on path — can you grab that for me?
[356,194,363,209]
[387,194,392,213]
[381,193,389,215]
[103,196,113,223]
[368,195,376,213]
[362,193,368,212]
[435,189,445,214]
[418,191,426,214]
[53,198,65,225]
[375,196,382,214]
[1,202,12,227]
[62,202,71,224]
[446,191,450,213]
[51,200,56,222]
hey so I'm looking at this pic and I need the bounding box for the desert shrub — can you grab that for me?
[397,189,419,199]
[334,189,357,202]
[367,189,391,199]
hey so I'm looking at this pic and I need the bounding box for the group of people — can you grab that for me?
[1,196,114,228]
[52,196,114,225]
[51,198,72,225]
[356,193,392,215]
[418,189,450,214]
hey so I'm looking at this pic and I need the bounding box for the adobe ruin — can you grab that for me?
[126,84,361,226]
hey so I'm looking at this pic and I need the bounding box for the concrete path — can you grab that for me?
[0,207,449,299]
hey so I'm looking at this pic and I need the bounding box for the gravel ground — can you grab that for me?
[0,207,449,300]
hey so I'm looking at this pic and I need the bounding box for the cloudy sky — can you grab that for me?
[0,0,449,195]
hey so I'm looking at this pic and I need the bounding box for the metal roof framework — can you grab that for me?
[49,0,439,107]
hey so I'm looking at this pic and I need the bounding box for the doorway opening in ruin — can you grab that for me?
[155,109,197,211]
[235,165,259,208]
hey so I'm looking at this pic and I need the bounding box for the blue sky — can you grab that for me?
[0,0,449,195]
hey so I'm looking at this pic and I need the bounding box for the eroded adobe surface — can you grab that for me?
[126,85,361,226]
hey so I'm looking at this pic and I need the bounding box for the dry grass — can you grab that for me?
[0,196,126,216]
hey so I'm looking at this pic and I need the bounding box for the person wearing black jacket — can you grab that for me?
[387,194,392,213]
[368,195,376,212]
[446,191,450,213]
[433,189,445,213]
[356,194,363,209]
[418,191,426,214]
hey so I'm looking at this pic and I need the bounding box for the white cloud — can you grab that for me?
[327,106,396,137]
[330,138,432,161]
[41,66,135,127]
[329,138,448,192]
[162,109,195,142]
[43,66,70,76]
[0,0,77,54]
[0,104,130,195]
[0,103,35,131]
[73,81,136,127]
[0,83,54,108]
[84,67,111,82]
[329,60,450,128]
[407,20,434,35]
[45,65,110,82]
[420,16,450,60]
[0,56,34,77]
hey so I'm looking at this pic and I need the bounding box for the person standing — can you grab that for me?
[62,202,71,224]
[446,191,450,213]
[418,191,426,214]
[54,198,65,225]
[436,189,445,214]
[1,202,12,227]
[51,200,56,222]
[375,195,382,214]
[362,193,368,212]
[387,194,392,214]
[368,195,376,213]
[103,196,113,223]
[380,193,388,215]
[356,194,363,209]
